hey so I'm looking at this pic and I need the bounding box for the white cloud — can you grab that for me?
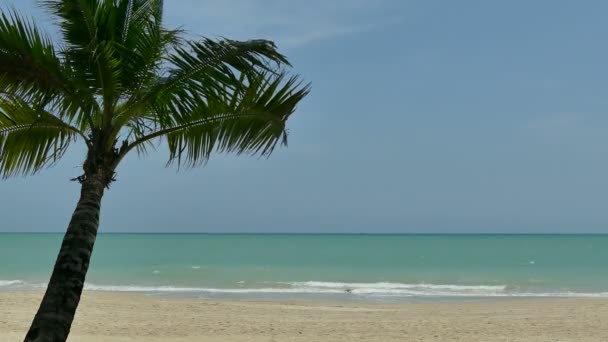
[164,0,391,48]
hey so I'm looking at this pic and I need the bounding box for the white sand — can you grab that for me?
[2,292,608,341]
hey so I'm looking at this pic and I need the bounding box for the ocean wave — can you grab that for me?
[82,284,345,294]
[270,281,608,298]
[68,282,608,298]
[0,280,23,287]
[3,279,608,298]
[280,281,507,297]
[286,281,506,292]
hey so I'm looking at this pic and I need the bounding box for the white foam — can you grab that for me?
[82,283,344,294]
[4,279,608,298]
[79,282,608,298]
[84,284,208,292]
[0,280,23,287]
[287,281,506,292]
[279,281,507,297]
[278,281,608,298]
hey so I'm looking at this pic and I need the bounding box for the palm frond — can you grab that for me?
[111,0,169,90]
[0,9,99,130]
[0,1,310,178]
[0,96,84,177]
[117,0,182,93]
[43,0,179,127]
[42,0,120,124]
[40,0,99,96]
[0,9,68,99]
[41,0,98,49]
[121,70,310,167]
[165,38,290,92]
[112,38,289,129]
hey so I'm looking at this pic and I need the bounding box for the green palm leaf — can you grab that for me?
[121,71,310,167]
[0,10,71,99]
[0,0,310,177]
[112,38,288,127]
[0,96,83,177]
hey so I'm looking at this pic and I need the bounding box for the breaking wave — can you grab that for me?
[3,280,608,298]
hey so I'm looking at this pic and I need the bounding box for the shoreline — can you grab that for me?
[6,288,608,303]
[5,279,608,301]
[2,291,608,341]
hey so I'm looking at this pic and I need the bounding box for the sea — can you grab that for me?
[1,233,608,301]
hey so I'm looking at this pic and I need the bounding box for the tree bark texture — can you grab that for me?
[24,172,106,342]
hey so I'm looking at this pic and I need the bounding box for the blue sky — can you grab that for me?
[2,0,608,233]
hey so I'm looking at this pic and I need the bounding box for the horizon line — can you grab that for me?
[1,231,608,235]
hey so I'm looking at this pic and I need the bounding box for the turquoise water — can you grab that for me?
[1,234,608,300]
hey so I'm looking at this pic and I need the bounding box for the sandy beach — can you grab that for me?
[0,292,607,341]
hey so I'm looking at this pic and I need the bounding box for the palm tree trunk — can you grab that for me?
[24,171,107,342]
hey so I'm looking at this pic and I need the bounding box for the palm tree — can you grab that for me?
[0,1,310,341]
